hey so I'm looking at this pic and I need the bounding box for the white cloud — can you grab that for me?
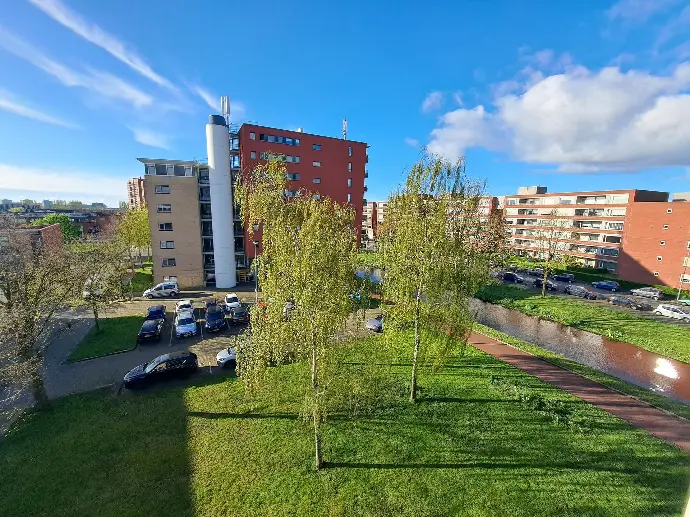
[607,0,680,23]
[0,26,152,108]
[427,62,690,173]
[420,91,444,113]
[29,0,174,91]
[131,128,171,150]
[656,4,690,48]
[404,137,419,147]
[189,85,246,119]
[452,92,463,106]
[0,90,79,129]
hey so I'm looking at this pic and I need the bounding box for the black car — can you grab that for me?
[551,273,575,283]
[203,299,218,312]
[137,318,165,343]
[532,278,559,291]
[229,306,250,325]
[204,305,226,332]
[608,296,652,311]
[527,268,544,277]
[123,351,198,389]
[564,285,598,300]
[145,305,166,320]
[501,272,524,283]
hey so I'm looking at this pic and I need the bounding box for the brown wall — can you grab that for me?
[619,201,690,286]
[144,175,204,288]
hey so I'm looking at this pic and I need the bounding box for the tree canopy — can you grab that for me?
[31,214,81,241]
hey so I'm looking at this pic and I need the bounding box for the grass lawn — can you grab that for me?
[3,331,688,516]
[68,316,142,361]
[131,265,154,292]
[474,323,690,421]
[477,284,690,364]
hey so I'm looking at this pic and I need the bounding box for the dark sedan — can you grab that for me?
[145,305,166,320]
[608,296,652,311]
[137,318,165,343]
[592,280,620,292]
[527,268,544,277]
[551,273,575,283]
[123,351,198,389]
[564,285,599,300]
[204,305,226,332]
[501,272,524,283]
[532,278,559,291]
[229,306,250,325]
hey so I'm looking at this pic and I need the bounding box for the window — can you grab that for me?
[313,144,321,150]
[653,271,659,277]
[313,161,321,167]
[146,164,155,175]
[687,241,690,250]
[312,194,320,200]
[166,165,174,175]
[159,222,173,231]
[250,151,256,160]
[259,133,299,146]
[313,177,321,184]
[160,240,175,249]
[284,190,298,198]
[347,178,352,188]
[347,193,352,203]
[348,146,352,156]
[348,162,352,172]
[162,258,176,267]
[250,132,256,140]
[155,185,170,194]
[663,224,669,230]
[157,204,171,213]
[657,256,663,261]
[184,166,193,177]
[286,173,300,181]
[660,240,666,246]
[163,276,177,282]
[667,209,673,214]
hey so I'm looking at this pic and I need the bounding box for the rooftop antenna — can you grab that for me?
[220,95,230,125]
[342,118,347,140]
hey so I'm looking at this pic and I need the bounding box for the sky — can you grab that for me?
[1,0,690,207]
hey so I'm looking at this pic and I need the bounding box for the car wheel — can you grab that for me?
[653,296,659,301]
[684,318,690,323]
[145,294,154,299]
[611,289,617,292]
[654,311,661,315]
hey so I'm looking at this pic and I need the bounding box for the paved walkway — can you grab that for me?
[469,332,690,453]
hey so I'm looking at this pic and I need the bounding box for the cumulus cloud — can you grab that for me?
[0,26,152,108]
[420,91,444,113]
[29,0,175,90]
[427,62,690,173]
[0,90,79,129]
[404,137,419,147]
[131,128,171,150]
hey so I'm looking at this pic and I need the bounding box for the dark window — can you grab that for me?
[250,132,256,140]
[250,151,256,159]
[286,173,300,181]
[313,144,321,151]
[347,193,352,203]
[313,178,321,184]
[347,178,352,188]
[162,258,176,267]
[157,204,171,213]
[348,146,352,156]
[159,222,173,231]
[313,161,321,167]
[155,185,170,194]
[348,162,352,172]
[160,240,175,249]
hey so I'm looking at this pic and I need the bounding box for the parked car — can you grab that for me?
[175,299,194,314]
[591,280,620,292]
[551,273,575,283]
[608,296,652,311]
[564,285,598,300]
[143,282,179,299]
[174,310,197,338]
[229,305,250,325]
[532,278,559,291]
[224,293,241,312]
[501,272,524,284]
[123,351,198,389]
[137,318,165,344]
[654,304,690,322]
[145,305,166,320]
[680,299,690,307]
[526,268,544,277]
[204,305,226,332]
[630,287,663,300]
[203,299,218,312]
[216,347,237,368]
[365,314,383,332]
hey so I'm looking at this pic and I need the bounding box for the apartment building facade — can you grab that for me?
[127,177,146,210]
[362,201,377,242]
[140,124,369,288]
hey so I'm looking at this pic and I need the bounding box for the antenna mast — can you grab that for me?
[220,96,230,125]
[342,118,347,140]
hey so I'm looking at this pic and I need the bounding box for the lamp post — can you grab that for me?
[678,256,689,301]
[253,240,259,304]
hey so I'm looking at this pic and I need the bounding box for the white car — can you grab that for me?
[224,293,241,312]
[175,299,194,314]
[630,287,663,300]
[654,304,690,322]
[216,347,237,367]
[143,282,179,299]
[174,310,197,338]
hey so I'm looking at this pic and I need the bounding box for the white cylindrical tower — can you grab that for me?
[206,115,236,288]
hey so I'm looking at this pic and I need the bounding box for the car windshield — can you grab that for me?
[207,310,223,320]
[226,296,239,303]
[141,321,158,331]
[144,360,161,373]
[178,317,194,326]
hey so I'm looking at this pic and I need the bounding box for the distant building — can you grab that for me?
[90,202,107,209]
[127,177,146,210]
[42,200,53,208]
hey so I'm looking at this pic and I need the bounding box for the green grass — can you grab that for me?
[474,323,690,420]
[2,331,689,516]
[477,284,690,363]
[131,265,154,292]
[68,316,141,361]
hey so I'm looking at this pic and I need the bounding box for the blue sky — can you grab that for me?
[1,0,690,207]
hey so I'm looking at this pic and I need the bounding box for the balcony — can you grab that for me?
[517,209,538,216]
[575,209,604,217]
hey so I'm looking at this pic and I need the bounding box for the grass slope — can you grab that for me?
[68,316,141,361]
[2,333,688,516]
[477,284,690,364]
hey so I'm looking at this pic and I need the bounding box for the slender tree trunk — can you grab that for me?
[311,339,323,470]
[541,266,548,298]
[409,296,421,403]
[30,357,48,408]
[93,305,100,331]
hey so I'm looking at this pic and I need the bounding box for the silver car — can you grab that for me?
[365,314,383,332]
[630,287,663,300]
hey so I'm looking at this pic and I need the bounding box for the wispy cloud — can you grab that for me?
[130,128,171,150]
[29,0,174,91]
[0,26,153,108]
[404,137,419,147]
[421,91,444,113]
[452,92,463,107]
[607,0,680,23]
[672,168,690,180]
[0,90,79,129]
[188,84,246,119]
[655,4,690,48]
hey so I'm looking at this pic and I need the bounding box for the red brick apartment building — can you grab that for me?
[504,186,690,287]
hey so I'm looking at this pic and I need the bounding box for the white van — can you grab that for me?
[143,281,179,299]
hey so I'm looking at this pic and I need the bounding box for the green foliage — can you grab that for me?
[68,316,141,361]
[475,284,690,363]
[355,251,382,268]
[130,265,153,293]
[116,208,151,267]
[31,213,81,241]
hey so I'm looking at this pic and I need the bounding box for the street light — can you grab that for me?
[253,240,259,303]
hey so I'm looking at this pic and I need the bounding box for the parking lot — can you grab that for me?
[502,271,690,328]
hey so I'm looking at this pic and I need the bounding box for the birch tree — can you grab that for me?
[530,209,572,298]
[235,159,357,470]
[379,154,492,402]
